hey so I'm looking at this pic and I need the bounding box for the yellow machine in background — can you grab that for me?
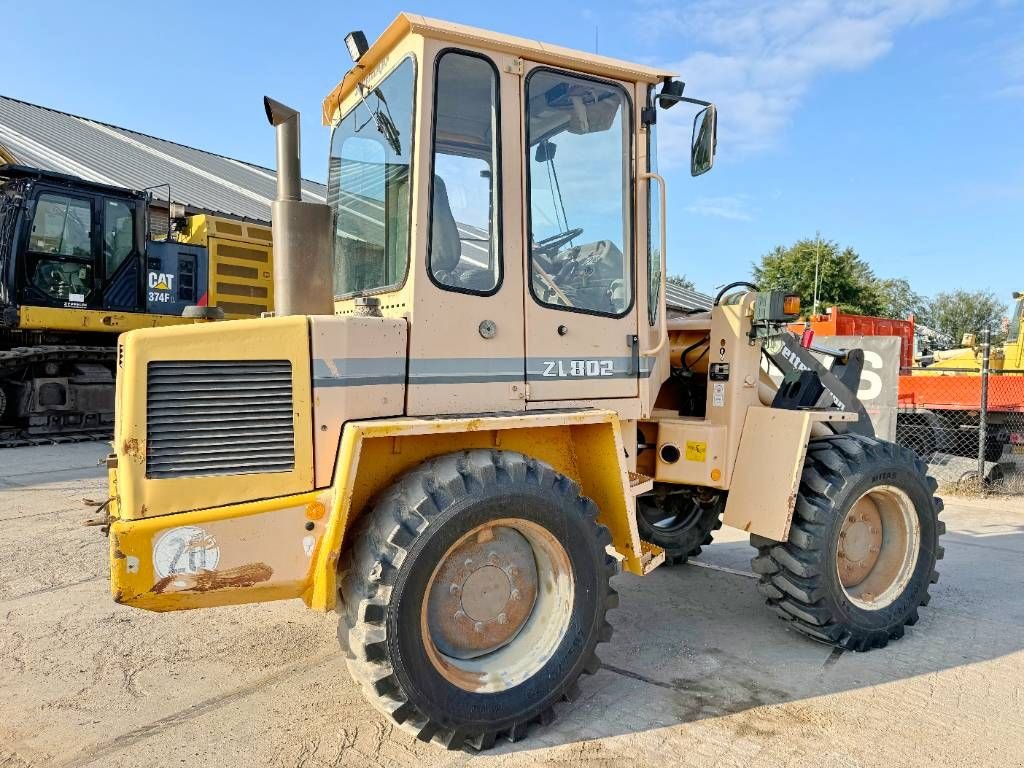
[921,291,1024,373]
[0,164,273,443]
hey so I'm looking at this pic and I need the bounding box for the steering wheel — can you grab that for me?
[532,228,583,258]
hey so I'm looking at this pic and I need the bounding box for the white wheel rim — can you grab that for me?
[420,518,575,693]
[837,485,921,610]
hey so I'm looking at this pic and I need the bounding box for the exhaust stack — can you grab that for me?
[264,96,332,317]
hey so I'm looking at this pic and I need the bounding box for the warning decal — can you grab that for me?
[685,441,707,462]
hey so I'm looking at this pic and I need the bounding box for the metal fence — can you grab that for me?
[895,330,1024,494]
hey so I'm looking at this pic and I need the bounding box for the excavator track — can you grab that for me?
[0,345,116,447]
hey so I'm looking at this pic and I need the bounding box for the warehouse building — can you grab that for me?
[0,94,325,232]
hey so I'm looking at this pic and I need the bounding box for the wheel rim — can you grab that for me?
[639,496,703,532]
[837,485,920,610]
[421,518,574,693]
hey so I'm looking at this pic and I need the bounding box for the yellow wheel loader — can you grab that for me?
[102,14,945,750]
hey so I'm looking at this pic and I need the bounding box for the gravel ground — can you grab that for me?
[1,442,1022,768]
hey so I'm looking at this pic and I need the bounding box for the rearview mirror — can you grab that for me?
[535,140,557,163]
[691,105,717,177]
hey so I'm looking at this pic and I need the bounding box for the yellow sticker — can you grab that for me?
[685,441,707,462]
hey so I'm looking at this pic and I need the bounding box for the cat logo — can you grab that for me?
[148,272,175,291]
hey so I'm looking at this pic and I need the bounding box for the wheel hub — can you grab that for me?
[426,525,538,660]
[838,502,883,588]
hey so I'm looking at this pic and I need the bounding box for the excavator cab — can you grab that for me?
[1,166,148,314]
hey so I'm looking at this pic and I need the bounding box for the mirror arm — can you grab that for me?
[660,94,713,108]
[640,172,668,357]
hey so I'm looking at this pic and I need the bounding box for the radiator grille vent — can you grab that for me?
[146,360,294,479]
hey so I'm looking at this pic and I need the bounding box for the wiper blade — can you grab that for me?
[355,84,402,155]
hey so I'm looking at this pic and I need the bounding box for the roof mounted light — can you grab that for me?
[345,31,369,63]
[658,78,685,109]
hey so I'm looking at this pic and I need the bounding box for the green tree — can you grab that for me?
[751,238,884,316]
[666,274,695,291]
[926,290,1006,346]
[878,278,929,322]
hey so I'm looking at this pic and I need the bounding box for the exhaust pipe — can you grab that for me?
[264,96,333,317]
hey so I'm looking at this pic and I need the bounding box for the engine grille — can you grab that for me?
[146,360,295,479]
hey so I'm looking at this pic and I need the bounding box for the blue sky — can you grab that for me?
[5,1,1022,300]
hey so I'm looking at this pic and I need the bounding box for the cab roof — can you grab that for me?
[322,13,675,125]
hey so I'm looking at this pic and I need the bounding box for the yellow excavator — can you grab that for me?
[0,165,274,444]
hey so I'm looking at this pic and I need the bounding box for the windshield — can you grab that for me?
[327,56,416,297]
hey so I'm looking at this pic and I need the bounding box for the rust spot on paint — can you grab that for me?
[139,505,148,517]
[150,563,273,595]
[113,590,125,603]
[122,437,142,461]
[112,548,126,560]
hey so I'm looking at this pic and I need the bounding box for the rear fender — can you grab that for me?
[305,409,650,611]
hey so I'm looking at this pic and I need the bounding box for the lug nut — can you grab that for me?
[510,589,521,601]
[449,583,460,594]
[473,621,484,633]
[464,558,474,568]
[454,609,466,620]
[497,612,508,625]
[487,551,498,564]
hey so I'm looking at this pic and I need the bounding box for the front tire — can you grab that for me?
[751,435,944,651]
[337,450,617,750]
[636,488,723,564]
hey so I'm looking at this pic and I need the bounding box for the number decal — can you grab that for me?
[539,359,617,378]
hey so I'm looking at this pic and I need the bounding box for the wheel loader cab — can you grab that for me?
[325,24,673,414]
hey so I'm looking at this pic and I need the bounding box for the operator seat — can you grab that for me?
[430,175,492,291]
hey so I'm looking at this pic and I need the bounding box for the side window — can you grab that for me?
[178,253,196,302]
[428,51,501,294]
[29,193,91,257]
[526,70,632,316]
[328,56,416,298]
[647,87,661,326]
[103,199,135,276]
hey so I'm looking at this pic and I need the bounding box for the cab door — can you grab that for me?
[521,64,639,401]
[406,46,527,415]
[99,196,143,311]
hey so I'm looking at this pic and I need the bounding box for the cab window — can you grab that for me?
[1008,298,1022,345]
[30,193,91,257]
[27,192,94,304]
[103,199,135,276]
[428,50,501,294]
[328,56,416,298]
[526,69,632,316]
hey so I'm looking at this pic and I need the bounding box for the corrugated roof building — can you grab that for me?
[666,282,712,312]
[0,95,325,224]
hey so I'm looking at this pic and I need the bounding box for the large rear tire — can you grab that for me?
[337,450,617,750]
[751,435,944,651]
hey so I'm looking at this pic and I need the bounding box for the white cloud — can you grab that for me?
[686,194,754,220]
[641,0,962,161]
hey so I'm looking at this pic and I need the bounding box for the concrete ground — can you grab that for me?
[1,442,1023,768]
